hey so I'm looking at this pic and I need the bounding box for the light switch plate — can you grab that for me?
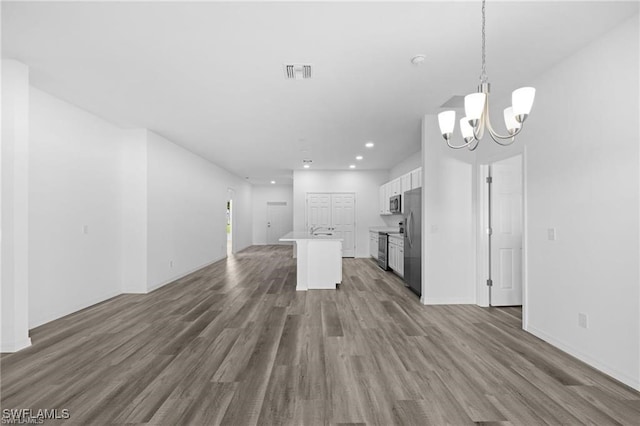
[547,228,557,241]
[578,313,588,329]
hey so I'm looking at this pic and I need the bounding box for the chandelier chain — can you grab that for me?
[480,0,487,84]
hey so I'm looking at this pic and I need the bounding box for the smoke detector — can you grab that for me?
[284,63,312,80]
[411,54,426,65]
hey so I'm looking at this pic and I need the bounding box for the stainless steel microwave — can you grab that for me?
[389,194,401,214]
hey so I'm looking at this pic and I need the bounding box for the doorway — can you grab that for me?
[227,187,235,256]
[227,199,233,255]
[266,202,288,244]
[480,155,523,308]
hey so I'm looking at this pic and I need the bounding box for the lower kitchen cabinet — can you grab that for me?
[388,234,404,277]
[369,231,379,258]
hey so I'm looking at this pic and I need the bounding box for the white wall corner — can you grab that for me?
[121,129,148,293]
[1,59,31,352]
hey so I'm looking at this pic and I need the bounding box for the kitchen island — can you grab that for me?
[279,231,343,291]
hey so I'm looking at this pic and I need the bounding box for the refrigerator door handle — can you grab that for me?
[407,211,413,248]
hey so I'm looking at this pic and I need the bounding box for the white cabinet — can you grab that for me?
[401,173,411,212]
[388,234,404,277]
[379,185,386,214]
[369,231,379,258]
[397,244,404,277]
[390,178,401,196]
[379,167,422,216]
[411,167,422,189]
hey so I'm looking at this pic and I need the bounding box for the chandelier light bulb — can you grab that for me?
[464,93,486,125]
[460,117,475,141]
[438,111,456,138]
[503,107,521,134]
[512,87,536,122]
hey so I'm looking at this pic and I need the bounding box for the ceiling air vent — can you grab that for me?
[284,63,312,80]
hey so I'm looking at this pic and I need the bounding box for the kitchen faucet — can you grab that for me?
[309,225,325,234]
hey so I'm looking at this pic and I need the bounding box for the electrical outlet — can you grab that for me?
[547,228,557,241]
[169,260,174,269]
[578,313,588,329]
[82,225,89,234]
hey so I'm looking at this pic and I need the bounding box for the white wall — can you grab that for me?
[389,150,422,180]
[252,185,293,245]
[421,115,476,305]
[1,60,256,336]
[501,15,638,390]
[28,87,124,328]
[293,170,388,257]
[121,129,148,293]
[434,15,640,389]
[1,60,31,351]
[146,131,252,290]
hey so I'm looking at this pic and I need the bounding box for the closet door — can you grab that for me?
[306,193,331,232]
[331,194,355,257]
[306,193,356,258]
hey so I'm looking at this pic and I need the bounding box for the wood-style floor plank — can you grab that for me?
[1,245,639,425]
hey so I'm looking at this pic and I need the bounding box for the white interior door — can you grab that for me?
[306,193,355,258]
[266,202,288,244]
[490,155,523,306]
[331,193,355,257]
[306,193,331,231]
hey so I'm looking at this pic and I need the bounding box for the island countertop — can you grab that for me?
[279,231,344,242]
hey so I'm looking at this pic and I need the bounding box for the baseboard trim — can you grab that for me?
[1,337,32,353]
[29,288,122,329]
[421,297,475,305]
[147,255,226,293]
[527,324,640,391]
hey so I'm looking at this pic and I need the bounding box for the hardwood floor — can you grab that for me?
[1,245,639,425]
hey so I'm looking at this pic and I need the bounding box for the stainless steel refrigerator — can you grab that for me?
[403,188,422,297]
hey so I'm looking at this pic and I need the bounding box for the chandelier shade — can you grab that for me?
[512,87,536,121]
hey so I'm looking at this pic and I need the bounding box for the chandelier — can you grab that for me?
[437,0,535,151]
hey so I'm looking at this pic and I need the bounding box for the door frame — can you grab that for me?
[227,188,235,255]
[476,151,529,330]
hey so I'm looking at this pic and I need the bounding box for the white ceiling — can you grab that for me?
[3,1,638,184]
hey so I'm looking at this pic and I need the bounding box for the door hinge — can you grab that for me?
[486,279,493,287]
[486,176,493,184]
[486,227,492,235]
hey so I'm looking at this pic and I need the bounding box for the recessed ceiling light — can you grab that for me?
[303,164,310,169]
[349,164,356,169]
[270,180,276,184]
[411,54,426,65]
[355,155,363,160]
[365,142,374,148]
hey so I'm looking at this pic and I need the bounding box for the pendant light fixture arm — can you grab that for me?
[483,103,522,145]
[446,139,473,150]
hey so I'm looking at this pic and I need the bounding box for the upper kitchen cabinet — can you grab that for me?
[401,173,411,212]
[379,167,422,215]
[389,178,401,196]
[411,168,422,189]
[379,184,390,215]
